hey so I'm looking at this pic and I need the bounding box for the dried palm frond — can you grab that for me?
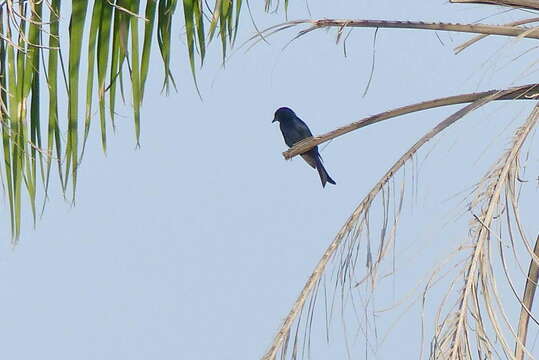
[451,0,539,10]
[431,104,539,360]
[250,18,539,50]
[259,2,539,358]
[262,89,523,360]
[454,18,539,54]
[515,235,539,360]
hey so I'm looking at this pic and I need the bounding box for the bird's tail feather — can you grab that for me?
[315,157,336,188]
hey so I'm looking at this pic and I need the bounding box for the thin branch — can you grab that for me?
[283,84,539,160]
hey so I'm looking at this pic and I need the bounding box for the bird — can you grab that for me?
[273,107,336,187]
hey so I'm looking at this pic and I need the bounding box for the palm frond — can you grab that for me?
[262,89,517,360]
[258,5,539,358]
[252,18,539,47]
[0,0,279,239]
[515,235,539,360]
[432,104,539,360]
[450,0,539,10]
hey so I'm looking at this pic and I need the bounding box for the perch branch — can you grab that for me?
[283,84,539,160]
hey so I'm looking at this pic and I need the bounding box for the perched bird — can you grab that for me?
[273,107,336,187]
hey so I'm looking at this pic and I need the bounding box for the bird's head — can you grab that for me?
[272,107,296,123]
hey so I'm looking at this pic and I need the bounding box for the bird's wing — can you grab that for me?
[295,117,313,137]
[280,114,315,147]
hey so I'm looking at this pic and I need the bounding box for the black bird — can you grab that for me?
[273,107,336,187]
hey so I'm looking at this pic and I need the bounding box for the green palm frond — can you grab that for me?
[0,0,280,240]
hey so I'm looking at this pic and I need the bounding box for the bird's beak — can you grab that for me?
[272,115,277,123]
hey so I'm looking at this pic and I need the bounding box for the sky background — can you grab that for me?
[0,1,539,359]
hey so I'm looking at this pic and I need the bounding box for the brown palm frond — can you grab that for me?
[431,104,539,360]
[262,89,516,360]
[515,235,539,360]
[455,17,539,54]
[259,19,539,44]
[258,2,539,360]
[450,0,539,10]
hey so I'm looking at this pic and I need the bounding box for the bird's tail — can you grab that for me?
[315,157,336,188]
